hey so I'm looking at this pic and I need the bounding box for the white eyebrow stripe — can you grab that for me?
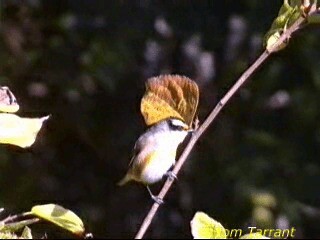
[171,119,187,127]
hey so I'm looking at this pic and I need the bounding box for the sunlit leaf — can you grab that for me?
[263,0,301,52]
[21,226,33,239]
[251,192,277,208]
[31,204,85,236]
[0,232,19,239]
[0,86,19,113]
[0,219,39,233]
[190,212,227,239]
[240,233,270,239]
[265,31,288,52]
[141,74,199,128]
[0,113,49,148]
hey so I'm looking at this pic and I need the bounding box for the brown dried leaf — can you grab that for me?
[140,75,199,127]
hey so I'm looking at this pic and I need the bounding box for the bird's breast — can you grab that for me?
[139,148,177,185]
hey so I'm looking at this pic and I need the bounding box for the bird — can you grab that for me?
[118,74,199,203]
[117,118,192,204]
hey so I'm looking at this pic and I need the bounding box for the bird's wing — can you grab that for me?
[127,136,144,169]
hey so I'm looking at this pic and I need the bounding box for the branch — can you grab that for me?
[0,211,33,224]
[135,9,313,239]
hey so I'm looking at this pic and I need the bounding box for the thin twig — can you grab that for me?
[2,218,40,230]
[1,211,33,224]
[135,11,311,239]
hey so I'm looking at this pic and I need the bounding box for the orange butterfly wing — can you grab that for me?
[140,75,199,127]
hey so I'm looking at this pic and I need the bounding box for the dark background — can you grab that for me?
[1,0,320,238]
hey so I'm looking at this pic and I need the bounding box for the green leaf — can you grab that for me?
[240,233,270,239]
[0,219,39,233]
[0,113,50,148]
[21,226,33,239]
[31,204,85,236]
[0,232,19,239]
[265,31,288,53]
[251,192,277,208]
[263,0,301,52]
[190,212,227,239]
[0,221,4,231]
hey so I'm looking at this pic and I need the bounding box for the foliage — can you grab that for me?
[0,204,88,239]
[190,212,227,239]
[1,0,320,238]
[190,211,271,239]
[0,86,49,148]
[0,87,86,238]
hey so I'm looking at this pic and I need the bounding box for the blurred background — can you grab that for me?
[1,0,320,238]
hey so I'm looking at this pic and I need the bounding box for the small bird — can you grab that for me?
[118,118,191,203]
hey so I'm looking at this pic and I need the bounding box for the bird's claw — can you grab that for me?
[165,171,177,181]
[152,195,164,204]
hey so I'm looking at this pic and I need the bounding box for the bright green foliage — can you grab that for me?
[31,204,85,236]
[0,231,20,239]
[0,219,38,233]
[190,212,227,239]
[264,0,301,52]
[21,227,33,239]
[0,204,86,238]
[1,1,320,238]
[0,227,33,239]
[264,0,320,52]
[251,192,277,209]
[0,86,50,148]
[0,219,36,239]
[190,211,272,239]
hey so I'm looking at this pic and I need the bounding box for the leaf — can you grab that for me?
[140,74,199,128]
[0,113,49,148]
[0,86,19,113]
[190,212,227,239]
[0,232,19,239]
[21,226,33,239]
[31,204,85,236]
[251,192,277,208]
[0,219,39,232]
[265,31,288,53]
[263,0,301,52]
[240,233,270,239]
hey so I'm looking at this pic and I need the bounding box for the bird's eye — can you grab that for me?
[174,125,184,131]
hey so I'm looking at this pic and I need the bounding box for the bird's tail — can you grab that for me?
[117,174,132,186]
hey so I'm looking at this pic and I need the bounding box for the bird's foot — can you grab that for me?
[165,171,177,181]
[151,195,164,205]
[147,186,164,204]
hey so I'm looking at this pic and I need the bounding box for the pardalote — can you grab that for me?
[118,74,199,203]
[117,118,192,203]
